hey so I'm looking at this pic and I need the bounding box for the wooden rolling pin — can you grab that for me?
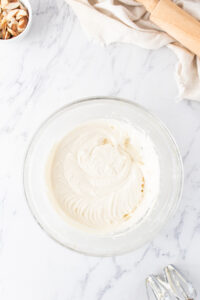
[136,0,200,57]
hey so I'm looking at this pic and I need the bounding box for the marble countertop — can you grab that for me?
[0,0,200,299]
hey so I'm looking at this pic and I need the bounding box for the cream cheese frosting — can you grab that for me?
[46,119,160,234]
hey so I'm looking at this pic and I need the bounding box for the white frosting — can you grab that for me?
[46,119,160,234]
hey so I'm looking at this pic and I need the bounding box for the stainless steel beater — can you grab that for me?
[146,265,197,300]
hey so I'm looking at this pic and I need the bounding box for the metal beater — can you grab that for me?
[146,265,197,300]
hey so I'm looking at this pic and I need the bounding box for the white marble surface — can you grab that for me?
[0,0,200,299]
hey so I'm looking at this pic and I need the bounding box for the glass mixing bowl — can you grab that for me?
[23,97,183,256]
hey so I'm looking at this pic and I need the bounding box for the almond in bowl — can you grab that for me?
[0,0,31,40]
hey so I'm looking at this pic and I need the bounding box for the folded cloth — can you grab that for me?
[65,0,200,101]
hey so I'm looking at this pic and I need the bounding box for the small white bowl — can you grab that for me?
[0,0,32,43]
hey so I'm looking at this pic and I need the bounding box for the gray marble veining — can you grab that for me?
[0,0,200,299]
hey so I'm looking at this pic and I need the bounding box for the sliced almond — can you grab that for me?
[5,2,20,10]
[1,16,7,28]
[1,27,6,38]
[18,15,27,30]
[1,0,9,9]
[7,17,16,26]
[7,19,18,31]
[11,22,17,32]
[4,29,10,39]
[16,8,28,20]
[6,8,19,20]
[7,26,18,36]
[19,3,26,10]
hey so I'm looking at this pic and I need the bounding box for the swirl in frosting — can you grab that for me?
[46,119,160,234]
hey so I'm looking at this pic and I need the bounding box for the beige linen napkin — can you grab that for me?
[65,0,200,101]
